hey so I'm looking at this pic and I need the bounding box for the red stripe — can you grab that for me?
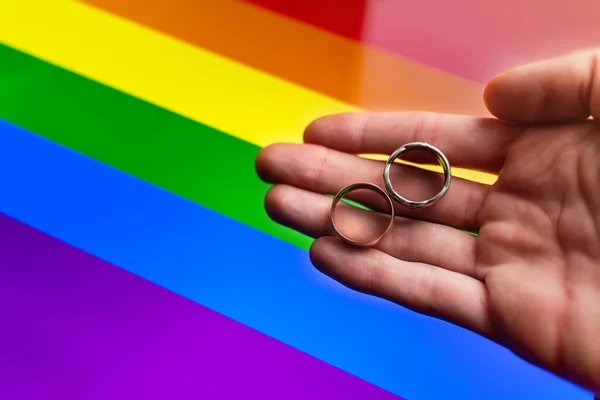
[244,0,600,83]
[243,0,367,40]
[244,0,367,40]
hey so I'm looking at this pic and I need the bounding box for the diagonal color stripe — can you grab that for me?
[0,0,495,185]
[244,0,600,83]
[0,122,590,400]
[0,0,351,145]
[81,0,487,116]
[0,213,401,400]
[0,44,310,250]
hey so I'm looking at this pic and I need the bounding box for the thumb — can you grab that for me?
[483,49,600,124]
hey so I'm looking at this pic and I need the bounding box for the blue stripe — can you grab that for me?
[0,118,590,400]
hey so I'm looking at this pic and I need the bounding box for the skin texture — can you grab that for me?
[256,49,600,394]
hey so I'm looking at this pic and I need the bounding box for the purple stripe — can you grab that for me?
[0,212,401,400]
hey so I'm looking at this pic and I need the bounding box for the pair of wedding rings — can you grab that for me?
[329,142,452,247]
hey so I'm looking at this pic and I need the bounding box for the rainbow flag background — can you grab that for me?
[0,0,598,398]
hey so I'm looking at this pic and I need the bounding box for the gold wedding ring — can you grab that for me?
[330,182,395,247]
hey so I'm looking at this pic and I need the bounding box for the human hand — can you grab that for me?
[256,49,600,393]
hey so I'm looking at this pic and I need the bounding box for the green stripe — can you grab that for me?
[0,43,313,249]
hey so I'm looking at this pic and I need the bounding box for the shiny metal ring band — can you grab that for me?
[383,142,452,209]
[329,182,395,247]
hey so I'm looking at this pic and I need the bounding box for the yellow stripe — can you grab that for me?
[0,0,496,184]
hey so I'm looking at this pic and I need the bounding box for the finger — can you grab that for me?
[265,184,477,277]
[310,237,493,339]
[304,112,521,173]
[484,48,600,124]
[256,143,488,231]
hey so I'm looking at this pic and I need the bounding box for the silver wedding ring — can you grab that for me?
[383,142,452,209]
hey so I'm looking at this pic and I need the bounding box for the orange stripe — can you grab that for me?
[81,0,488,116]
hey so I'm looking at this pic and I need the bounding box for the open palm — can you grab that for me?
[256,50,600,393]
